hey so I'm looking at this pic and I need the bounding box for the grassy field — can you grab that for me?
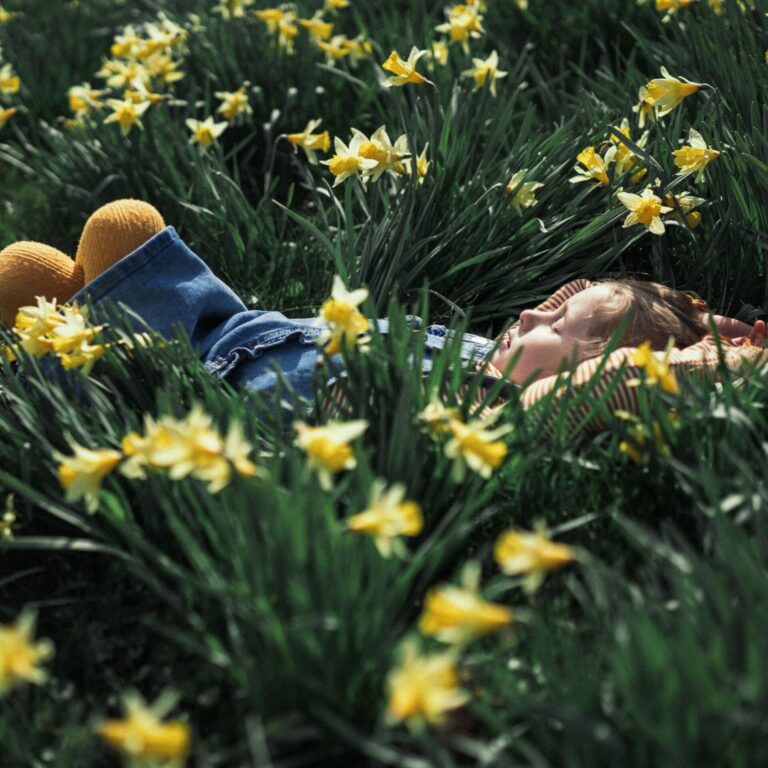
[1,0,768,765]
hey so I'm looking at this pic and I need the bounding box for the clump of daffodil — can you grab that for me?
[617,187,673,236]
[68,83,106,118]
[610,118,649,181]
[417,397,461,438]
[352,125,410,180]
[435,4,485,53]
[418,564,514,645]
[214,84,252,123]
[253,8,299,53]
[461,50,507,96]
[382,47,434,88]
[0,611,54,696]
[299,10,334,42]
[505,169,544,215]
[322,133,379,186]
[55,441,123,514]
[672,127,720,183]
[294,418,368,491]
[9,297,106,373]
[186,115,228,151]
[0,105,16,129]
[617,411,672,465]
[664,190,705,229]
[642,66,702,119]
[0,62,20,95]
[213,0,255,19]
[569,145,616,186]
[104,97,152,136]
[119,406,259,494]
[444,415,511,482]
[98,690,191,766]
[347,480,423,558]
[629,339,679,394]
[494,524,575,594]
[285,118,331,165]
[316,274,371,355]
[387,639,469,727]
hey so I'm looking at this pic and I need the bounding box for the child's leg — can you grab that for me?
[0,242,83,327]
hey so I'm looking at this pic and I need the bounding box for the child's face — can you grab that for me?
[491,285,615,384]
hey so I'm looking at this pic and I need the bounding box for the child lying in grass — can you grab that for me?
[0,200,764,429]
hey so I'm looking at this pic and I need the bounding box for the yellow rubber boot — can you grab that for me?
[0,242,83,327]
[75,199,165,285]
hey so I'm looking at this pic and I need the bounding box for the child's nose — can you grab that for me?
[518,309,548,332]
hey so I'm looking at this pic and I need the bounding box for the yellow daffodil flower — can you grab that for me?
[277,12,299,53]
[0,5,19,24]
[299,11,334,42]
[428,40,449,67]
[294,419,368,491]
[0,106,17,129]
[610,117,649,179]
[494,526,575,593]
[0,497,15,540]
[617,188,673,236]
[656,0,694,21]
[632,85,655,129]
[643,66,701,119]
[673,127,720,183]
[215,85,252,122]
[0,62,20,95]
[352,125,410,180]
[347,480,423,558]
[68,83,106,116]
[56,442,123,514]
[286,118,331,164]
[145,53,185,84]
[630,340,679,394]
[322,133,379,186]
[97,59,150,91]
[708,0,724,11]
[382,47,434,88]
[324,0,350,11]
[418,583,513,644]
[404,143,430,183]
[444,417,510,482]
[213,0,254,18]
[343,35,373,64]
[317,275,370,354]
[186,116,227,150]
[417,397,460,438]
[569,145,616,186]
[505,169,544,215]
[317,34,350,64]
[103,98,152,136]
[0,611,54,695]
[435,5,485,54]
[461,50,507,96]
[98,690,191,765]
[664,190,705,229]
[387,640,469,726]
[110,25,141,58]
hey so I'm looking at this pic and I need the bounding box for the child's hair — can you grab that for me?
[580,278,710,358]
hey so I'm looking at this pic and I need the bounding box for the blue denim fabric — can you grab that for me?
[68,226,503,401]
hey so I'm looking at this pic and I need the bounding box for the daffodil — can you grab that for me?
[0,106,16,129]
[419,582,513,645]
[294,419,368,490]
[461,50,507,96]
[630,340,679,394]
[664,190,705,228]
[324,0,349,11]
[351,125,409,181]
[617,187,672,236]
[98,690,191,766]
[494,526,575,593]
[286,118,331,164]
[316,274,370,355]
[435,5,485,53]
[347,480,423,558]
[110,25,141,58]
[444,417,510,482]
[655,0,694,21]
[343,35,373,64]
[428,40,449,67]
[708,0,724,11]
[632,85,655,129]
[277,12,299,53]
[0,611,54,695]
[672,127,720,183]
[569,145,615,186]
[404,143,430,183]
[417,397,460,438]
[103,98,152,136]
[97,59,150,90]
[253,7,286,32]
[387,640,469,726]
[0,497,14,540]
[321,133,379,186]
[215,85,252,122]
[505,169,544,215]
[0,5,18,24]
[186,116,227,150]
[68,83,106,116]
[0,62,20,95]
[643,66,701,119]
[381,47,433,88]
[213,0,254,18]
[55,442,123,513]
[317,35,350,64]
[299,11,334,42]
[610,118,649,179]
[145,53,185,85]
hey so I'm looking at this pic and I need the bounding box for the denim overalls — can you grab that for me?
[69,226,505,402]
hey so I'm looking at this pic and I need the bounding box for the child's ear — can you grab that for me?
[0,241,84,327]
[75,199,165,285]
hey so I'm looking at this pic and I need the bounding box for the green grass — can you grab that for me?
[2,0,768,765]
